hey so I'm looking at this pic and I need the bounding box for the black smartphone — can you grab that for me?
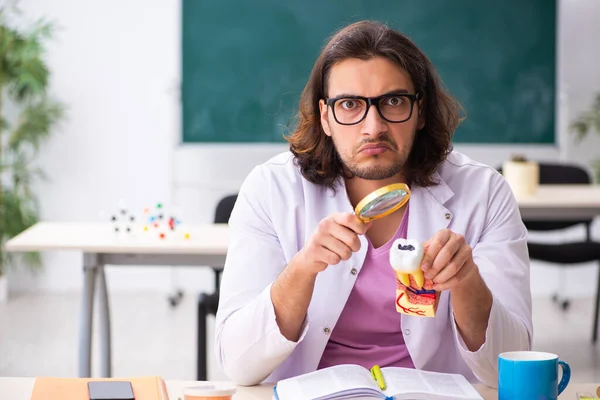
[87,381,135,400]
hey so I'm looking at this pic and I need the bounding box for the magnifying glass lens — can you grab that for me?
[355,184,410,222]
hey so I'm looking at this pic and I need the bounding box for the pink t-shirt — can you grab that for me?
[317,203,415,370]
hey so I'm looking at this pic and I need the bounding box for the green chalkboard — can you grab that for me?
[182,1,556,144]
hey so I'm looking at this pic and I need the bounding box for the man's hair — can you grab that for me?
[285,20,462,190]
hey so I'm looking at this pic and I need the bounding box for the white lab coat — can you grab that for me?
[214,150,532,388]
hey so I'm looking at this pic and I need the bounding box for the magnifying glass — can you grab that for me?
[354,183,411,223]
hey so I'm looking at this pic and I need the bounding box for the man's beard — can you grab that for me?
[333,133,411,181]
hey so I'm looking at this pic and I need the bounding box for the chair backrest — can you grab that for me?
[498,162,592,232]
[536,163,591,185]
[214,194,238,224]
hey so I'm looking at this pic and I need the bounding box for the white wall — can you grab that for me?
[8,0,188,294]
[7,0,600,300]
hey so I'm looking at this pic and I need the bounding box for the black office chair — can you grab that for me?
[499,162,600,343]
[197,194,238,381]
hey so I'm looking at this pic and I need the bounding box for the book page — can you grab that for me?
[275,364,382,400]
[382,368,482,399]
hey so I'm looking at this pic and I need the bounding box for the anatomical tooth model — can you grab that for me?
[389,239,440,317]
[389,239,425,289]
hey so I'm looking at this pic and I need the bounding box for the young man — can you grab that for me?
[214,20,532,388]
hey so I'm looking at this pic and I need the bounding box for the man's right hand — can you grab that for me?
[271,212,370,342]
[294,212,371,275]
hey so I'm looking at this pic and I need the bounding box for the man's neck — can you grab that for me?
[344,173,408,209]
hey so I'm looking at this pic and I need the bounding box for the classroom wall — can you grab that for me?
[7,0,600,300]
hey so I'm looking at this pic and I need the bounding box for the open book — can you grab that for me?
[273,364,483,400]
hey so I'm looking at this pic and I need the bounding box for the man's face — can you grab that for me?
[319,56,423,181]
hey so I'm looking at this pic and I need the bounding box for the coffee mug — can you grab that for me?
[498,351,570,400]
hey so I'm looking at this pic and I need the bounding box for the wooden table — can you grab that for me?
[3,222,229,379]
[0,377,596,399]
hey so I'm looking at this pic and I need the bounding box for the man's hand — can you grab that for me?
[420,229,478,291]
[294,212,371,276]
[420,229,492,351]
[270,212,370,342]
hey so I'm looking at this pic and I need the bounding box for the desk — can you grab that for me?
[0,377,596,400]
[515,184,600,220]
[4,185,600,379]
[3,222,229,378]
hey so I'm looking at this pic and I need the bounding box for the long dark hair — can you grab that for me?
[285,20,462,190]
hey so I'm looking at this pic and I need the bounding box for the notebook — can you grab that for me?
[273,364,483,400]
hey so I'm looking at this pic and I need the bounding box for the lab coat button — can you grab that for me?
[445,212,452,220]
[323,327,331,334]
[404,329,411,336]
[350,268,358,275]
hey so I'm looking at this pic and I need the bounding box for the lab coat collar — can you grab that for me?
[407,172,454,243]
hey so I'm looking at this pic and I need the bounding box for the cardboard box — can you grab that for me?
[394,272,440,317]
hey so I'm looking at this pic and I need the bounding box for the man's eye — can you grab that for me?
[341,100,357,109]
[386,97,404,106]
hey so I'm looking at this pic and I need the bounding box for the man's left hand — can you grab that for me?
[420,229,478,292]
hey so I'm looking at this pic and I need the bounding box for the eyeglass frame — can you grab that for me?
[324,92,422,126]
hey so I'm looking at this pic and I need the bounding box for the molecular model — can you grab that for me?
[110,206,136,234]
[110,202,191,240]
[142,203,190,240]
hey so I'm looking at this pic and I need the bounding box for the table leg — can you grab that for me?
[79,254,97,378]
[97,263,112,377]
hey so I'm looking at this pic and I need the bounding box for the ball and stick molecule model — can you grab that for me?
[142,203,191,240]
[110,207,136,234]
[110,202,191,240]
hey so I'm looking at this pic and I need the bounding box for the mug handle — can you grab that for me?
[558,360,571,395]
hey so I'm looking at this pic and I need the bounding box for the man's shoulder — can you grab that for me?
[438,151,505,195]
[253,151,301,178]
[260,151,297,169]
[243,151,305,189]
[441,151,502,179]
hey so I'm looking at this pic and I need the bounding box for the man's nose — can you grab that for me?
[361,104,388,137]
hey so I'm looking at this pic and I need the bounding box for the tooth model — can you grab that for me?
[389,239,425,289]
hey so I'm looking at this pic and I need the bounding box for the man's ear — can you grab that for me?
[319,99,332,137]
[417,99,425,131]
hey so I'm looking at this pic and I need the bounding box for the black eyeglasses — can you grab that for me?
[325,92,421,125]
